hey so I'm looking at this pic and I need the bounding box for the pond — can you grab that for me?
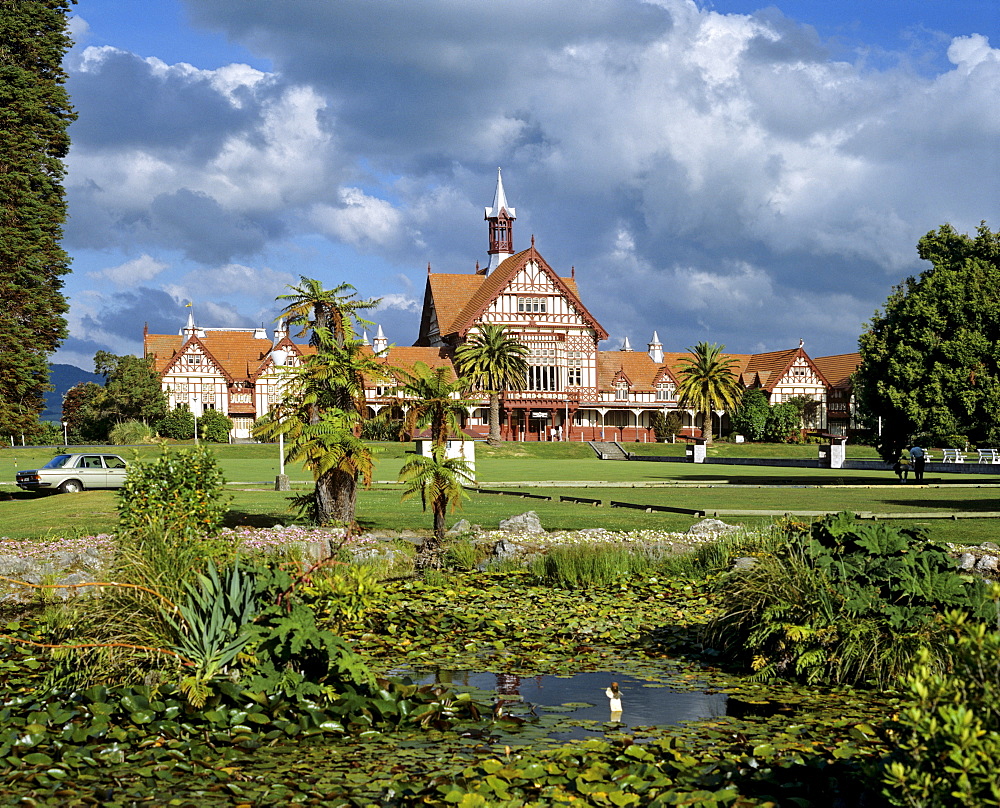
[419,668,729,742]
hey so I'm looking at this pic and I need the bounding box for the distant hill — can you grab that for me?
[43,363,102,422]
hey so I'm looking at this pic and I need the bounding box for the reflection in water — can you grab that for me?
[425,669,727,740]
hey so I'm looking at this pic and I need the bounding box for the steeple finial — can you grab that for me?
[485,168,516,275]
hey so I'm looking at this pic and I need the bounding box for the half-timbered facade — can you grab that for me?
[144,171,858,441]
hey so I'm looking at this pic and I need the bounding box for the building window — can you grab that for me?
[184,354,202,365]
[526,341,561,391]
[517,297,547,313]
[655,383,675,401]
[615,382,629,401]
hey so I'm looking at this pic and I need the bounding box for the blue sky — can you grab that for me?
[57,0,1000,367]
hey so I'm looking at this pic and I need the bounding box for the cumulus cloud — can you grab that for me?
[57,0,1000,362]
[311,188,406,252]
[87,254,168,286]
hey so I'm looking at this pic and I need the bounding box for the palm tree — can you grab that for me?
[255,278,383,528]
[399,444,472,566]
[676,342,742,445]
[455,324,528,446]
[277,277,378,347]
[256,405,373,526]
[393,361,474,446]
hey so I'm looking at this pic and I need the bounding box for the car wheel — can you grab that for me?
[59,479,83,494]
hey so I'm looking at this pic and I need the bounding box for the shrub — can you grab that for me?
[526,542,674,588]
[117,445,231,543]
[197,409,233,443]
[109,419,155,445]
[156,404,195,440]
[882,600,1000,807]
[708,512,990,687]
[763,402,800,442]
[650,410,685,442]
[361,416,403,441]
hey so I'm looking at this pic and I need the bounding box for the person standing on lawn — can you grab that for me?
[910,444,926,482]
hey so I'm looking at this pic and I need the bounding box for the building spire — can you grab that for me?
[484,167,516,275]
[648,331,663,364]
[372,324,388,355]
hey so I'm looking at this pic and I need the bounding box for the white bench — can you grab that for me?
[941,449,966,463]
[977,448,1000,464]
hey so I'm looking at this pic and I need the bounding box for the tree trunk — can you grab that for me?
[315,467,357,529]
[415,498,446,569]
[433,496,447,543]
[487,392,502,447]
[703,407,713,445]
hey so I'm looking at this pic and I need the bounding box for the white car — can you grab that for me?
[15,453,128,493]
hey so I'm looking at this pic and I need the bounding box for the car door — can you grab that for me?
[102,455,128,488]
[73,455,108,489]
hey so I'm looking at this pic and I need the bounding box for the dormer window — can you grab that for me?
[185,354,202,365]
[656,382,675,401]
[615,382,629,401]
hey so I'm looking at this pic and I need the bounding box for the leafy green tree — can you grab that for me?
[676,342,743,444]
[62,381,109,443]
[394,361,474,446]
[197,409,233,443]
[34,419,63,445]
[156,403,196,440]
[399,444,472,565]
[454,324,528,446]
[763,401,800,442]
[855,223,1000,460]
[94,351,168,426]
[785,394,821,431]
[0,0,76,439]
[730,388,770,441]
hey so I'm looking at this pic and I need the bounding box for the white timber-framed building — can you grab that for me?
[144,171,859,441]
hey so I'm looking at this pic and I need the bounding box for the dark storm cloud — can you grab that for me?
[80,287,194,340]
[184,0,674,162]
[146,188,274,264]
[68,48,259,156]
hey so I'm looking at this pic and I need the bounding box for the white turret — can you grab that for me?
[648,331,663,364]
[273,318,288,346]
[372,324,389,355]
[621,336,632,352]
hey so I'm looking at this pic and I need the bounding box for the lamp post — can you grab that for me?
[270,347,290,491]
[62,421,68,447]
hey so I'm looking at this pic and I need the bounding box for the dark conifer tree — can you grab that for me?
[0,1,76,437]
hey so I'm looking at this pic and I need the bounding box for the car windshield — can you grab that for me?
[42,455,73,469]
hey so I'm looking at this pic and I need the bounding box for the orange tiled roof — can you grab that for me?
[145,331,310,384]
[597,351,661,391]
[144,335,183,373]
[659,351,753,385]
[428,245,609,341]
[365,345,458,383]
[424,273,487,338]
[812,352,860,389]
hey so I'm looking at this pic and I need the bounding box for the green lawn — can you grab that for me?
[2,441,997,544]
